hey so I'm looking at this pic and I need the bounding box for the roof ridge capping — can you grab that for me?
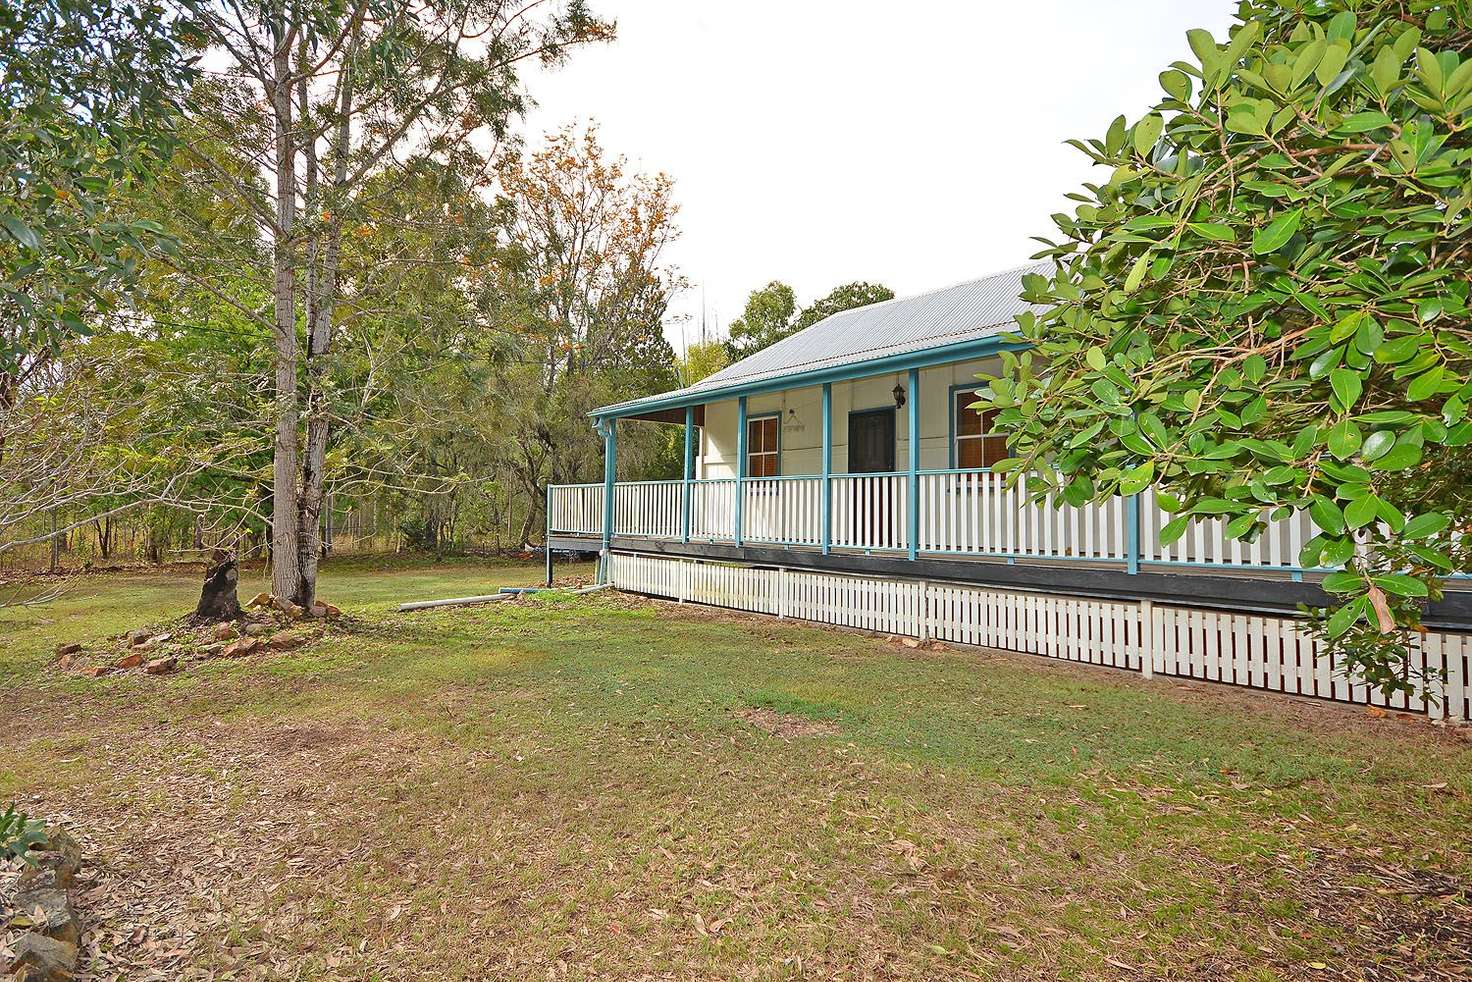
[592,259,1053,419]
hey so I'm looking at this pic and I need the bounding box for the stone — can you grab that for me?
[308,604,327,619]
[55,654,73,672]
[247,591,272,608]
[900,637,922,649]
[153,632,173,644]
[212,622,236,641]
[114,653,142,670]
[80,666,109,678]
[54,643,82,657]
[317,602,341,619]
[221,637,262,658]
[8,932,78,982]
[198,642,226,658]
[269,631,306,651]
[145,656,178,675]
[242,622,272,637]
[127,630,151,647]
[27,832,82,887]
[13,887,79,945]
[274,599,305,620]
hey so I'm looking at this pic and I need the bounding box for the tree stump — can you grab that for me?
[195,552,242,622]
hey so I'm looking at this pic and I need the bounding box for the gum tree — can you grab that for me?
[980,1,1471,700]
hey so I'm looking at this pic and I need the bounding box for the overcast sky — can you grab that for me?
[521,0,1237,354]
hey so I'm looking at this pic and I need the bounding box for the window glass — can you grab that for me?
[954,391,1007,469]
[747,416,779,477]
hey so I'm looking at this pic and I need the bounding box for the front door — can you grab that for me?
[847,408,897,547]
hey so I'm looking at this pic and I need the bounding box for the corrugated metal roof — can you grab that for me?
[596,260,1052,417]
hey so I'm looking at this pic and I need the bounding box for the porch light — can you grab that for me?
[892,383,906,409]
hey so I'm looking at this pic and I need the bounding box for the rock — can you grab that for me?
[127,630,151,647]
[145,656,178,675]
[308,604,327,618]
[8,932,77,982]
[54,643,82,657]
[242,622,272,637]
[198,642,226,658]
[13,887,79,945]
[221,637,262,658]
[212,622,236,641]
[274,599,305,620]
[269,631,306,651]
[34,830,82,882]
[317,602,341,619]
[929,641,947,651]
[55,654,73,672]
[81,666,109,678]
[247,591,272,608]
[114,653,142,670]
[153,632,173,644]
[900,637,922,649]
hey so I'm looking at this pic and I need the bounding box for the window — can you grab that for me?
[954,390,1007,469]
[746,415,780,477]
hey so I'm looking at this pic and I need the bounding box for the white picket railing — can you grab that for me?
[916,471,1128,561]
[829,473,908,552]
[612,481,683,539]
[690,479,738,540]
[741,477,824,546]
[1140,488,1317,570]
[547,484,604,535]
[549,470,1327,575]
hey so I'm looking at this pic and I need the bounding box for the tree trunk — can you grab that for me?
[194,552,242,622]
[269,10,303,606]
[292,39,354,609]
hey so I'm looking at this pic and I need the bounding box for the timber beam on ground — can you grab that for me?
[545,533,1472,630]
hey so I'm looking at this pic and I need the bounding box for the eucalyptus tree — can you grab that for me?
[183,0,612,606]
[980,0,1471,699]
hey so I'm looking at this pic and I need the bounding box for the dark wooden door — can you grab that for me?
[847,408,896,547]
[848,409,895,473]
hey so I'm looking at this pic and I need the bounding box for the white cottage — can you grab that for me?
[546,263,1472,720]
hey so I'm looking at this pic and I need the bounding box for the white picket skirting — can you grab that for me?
[608,551,1472,722]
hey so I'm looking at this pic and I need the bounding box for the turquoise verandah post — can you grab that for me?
[907,367,919,561]
[821,382,832,555]
[598,418,616,583]
[735,396,748,547]
[682,405,694,543]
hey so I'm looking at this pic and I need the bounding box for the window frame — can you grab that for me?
[949,385,1007,470]
[744,412,781,479]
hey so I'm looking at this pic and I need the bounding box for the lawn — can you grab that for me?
[2,557,1469,980]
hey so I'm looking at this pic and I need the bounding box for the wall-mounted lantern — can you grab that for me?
[892,382,906,410]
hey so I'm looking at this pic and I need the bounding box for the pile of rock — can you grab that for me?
[54,595,342,679]
[4,830,83,981]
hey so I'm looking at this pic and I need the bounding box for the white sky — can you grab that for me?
[521,0,1237,354]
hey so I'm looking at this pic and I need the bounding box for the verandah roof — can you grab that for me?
[593,260,1053,422]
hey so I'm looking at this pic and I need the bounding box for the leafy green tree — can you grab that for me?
[725,280,893,360]
[679,339,730,385]
[0,0,195,409]
[179,0,611,606]
[981,0,1471,701]
[725,282,798,360]
[793,281,894,332]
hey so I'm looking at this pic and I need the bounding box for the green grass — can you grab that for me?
[1,558,1469,980]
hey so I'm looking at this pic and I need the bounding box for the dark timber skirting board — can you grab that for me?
[546,534,1472,630]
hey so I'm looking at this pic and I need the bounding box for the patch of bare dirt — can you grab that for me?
[1274,851,1472,980]
[736,706,840,738]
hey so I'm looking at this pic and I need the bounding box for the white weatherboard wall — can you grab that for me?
[609,552,1472,722]
[697,357,999,478]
